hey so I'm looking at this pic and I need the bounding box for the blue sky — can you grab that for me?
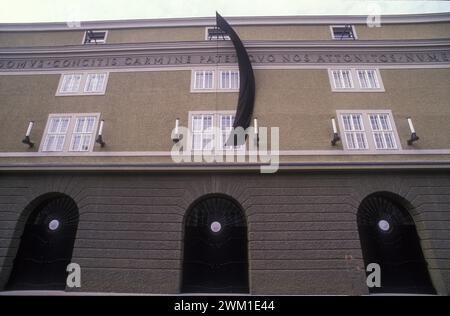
[0,0,449,23]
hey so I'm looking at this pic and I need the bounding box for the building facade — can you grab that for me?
[0,13,449,295]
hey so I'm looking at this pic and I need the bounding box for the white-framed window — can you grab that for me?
[41,116,71,152]
[189,111,245,151]
[219,70,240,90]
[191,114,214,150]
[341,114,368,150]
[205,27,230,41]
[84,73,108,93]
[337,110,401,151]
[368,113,397,149]
[331,69,353,89]
[330,25,357,40]
[56,72,109,96]
[357,69,380,89]
[83,30,108,44]
[193,70,214,90]
[191,68,239,92]
[59,74,83,94]
[328,68,384,92]
[40,113,100,153]
[69,116,97,151]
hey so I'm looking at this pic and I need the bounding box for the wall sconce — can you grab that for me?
[172,118,182,143]
[22,121,34,148]
[253,117,259,147]
[95,119,106,147]
[407,117,419,145]
[331,118,341,146]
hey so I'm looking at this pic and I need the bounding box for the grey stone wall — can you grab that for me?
[0,170,449,295]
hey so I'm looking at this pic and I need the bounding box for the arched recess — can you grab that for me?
[6,193,79,290]
[181,194,249,293]
[357,192,436,294]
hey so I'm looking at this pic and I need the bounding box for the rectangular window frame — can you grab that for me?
[190,68,239,93]
[82,30,108,44]
[205,27,231,41]
[328,68,384,92]
[330,25,357,40]
[56,72,109,96]
[336,110,402,153]
[188,110,246,151]
[39,113,101,153]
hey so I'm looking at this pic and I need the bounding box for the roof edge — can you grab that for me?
[1,12,450,32]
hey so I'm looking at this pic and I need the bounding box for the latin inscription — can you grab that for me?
[0,51,449,71]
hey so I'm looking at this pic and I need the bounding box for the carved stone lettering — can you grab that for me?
[0,50,448,72]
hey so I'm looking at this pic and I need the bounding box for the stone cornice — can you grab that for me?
[1,12,450,31]
[1,39,450,56]
[1,161,450,172]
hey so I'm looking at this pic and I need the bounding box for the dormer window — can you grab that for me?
[83,30,107,44]
[205,27,230,41]
[330,25,357,40]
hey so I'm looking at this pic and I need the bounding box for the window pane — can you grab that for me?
[192,134,202,150]
[352,115,363,131]
[192,116,202,131]
[379,114,390,130]
[75,117,85,133]
[342,70,352,88]
[231,71,239,89]
[345,133,355,149]
[367,70,378,88]
[85,117,96,133]
[49,118,60,133]
[355,132,367,149]
[205,71,213,89]
[220,71,229,89]
[221,115,232,130]
[332,71,341,88]
[55,135,65,151]
[95,74,106,91]
[81,135,91,151]
[384,132,396,149]
[203,134,213,150]
[195,72,202,89]
[72,75,82,91]
[342,115,351,131]
[59,118,70,133]
[71,135,81,151]
[203,115,213,130]
[358,70,368,88]
[61,75,72,92]
[44,135,55,151]
[373,132,384,149]
[369,115,380,131]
